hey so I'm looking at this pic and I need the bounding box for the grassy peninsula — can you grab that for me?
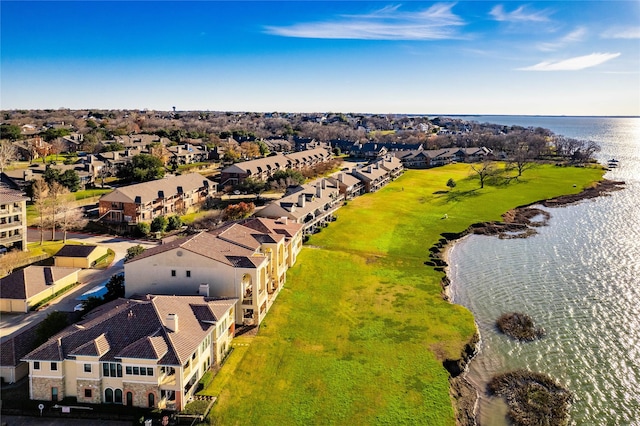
[210,163,604,425]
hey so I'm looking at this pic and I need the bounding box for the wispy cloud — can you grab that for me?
[537,27,587,51]
[518,52,621,71]
[489,4,552,22]
[264,3,466,40]
[601,26,640,39]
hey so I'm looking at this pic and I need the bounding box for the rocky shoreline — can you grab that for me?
[431,179,625,426]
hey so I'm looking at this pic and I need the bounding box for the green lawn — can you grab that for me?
[208,163,603,425]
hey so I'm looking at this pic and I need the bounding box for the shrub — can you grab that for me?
[151,216,168,233]
[166,215,183,231]
[134,222,150,237]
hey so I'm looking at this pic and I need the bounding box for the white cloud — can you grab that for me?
[601,27,640,39]
[264,3,466,40]
[538,27,587,51]
[518,52,621,71]
[489,4,551,22]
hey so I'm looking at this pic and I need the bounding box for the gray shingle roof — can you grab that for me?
[100,173,212,205]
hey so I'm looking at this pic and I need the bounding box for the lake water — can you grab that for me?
[447,116,640,425]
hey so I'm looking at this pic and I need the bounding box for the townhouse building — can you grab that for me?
[22,295,236,411]
[218,147,332,187]
[98,173,216,229]
[124,218,303,327]
[254,178,342,235]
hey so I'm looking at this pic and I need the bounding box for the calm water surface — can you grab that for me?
[448,117,640,425]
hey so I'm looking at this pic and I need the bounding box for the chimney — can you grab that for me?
[316,184,323,198]
[321,179,326,189]
[338,173,344,183]
[165,313,178,332]
[367,165,373,173]
[177,146,182,154]
[351,168,357,174]
[113,152,119,160]
[199,284,209,297]
[298,193,305,208]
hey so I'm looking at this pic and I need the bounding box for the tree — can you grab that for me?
[32,179,49,245]
[125,244,146,261]
[237,177,267,196]
[0,124,22,141]
[35,311,68,346]
[269,169,305,186]
[446,178,457,189]
[166,215,182,231]
[150,215,168,233]
[47,182,68,240]
[105,274,125,301]
[56,193,87,243]
[59,169,81,192]
[0,141,17,173]
[470,161,496,189]
[50,138,66,161]
[117,154,165,182]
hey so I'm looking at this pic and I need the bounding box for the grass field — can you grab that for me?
[208,163,604,425]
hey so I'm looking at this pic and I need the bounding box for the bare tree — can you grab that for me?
[509,144,534,177]
[57,193,87,243]
[47,181,68,240]
[32,179,49,245]
[0,141,17,173]
[470,160,496,189]
[50,138,66,162]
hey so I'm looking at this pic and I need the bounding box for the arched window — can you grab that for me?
[126,391,133,406]
[105,388,113,403]
[115,389,123,404]
[148,393,155,408]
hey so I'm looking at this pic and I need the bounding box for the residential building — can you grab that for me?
[327,172,364,200]
[98,173,216,228]
[22,295,236,410]
[167,143,211,167]
[0,181,28,251]
[254,178,342,235]
[219,154,289,187]
[0,266,80,313]
[218,147,332,187]
[124,218,303,326]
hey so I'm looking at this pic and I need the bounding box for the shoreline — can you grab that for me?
[436,178,625,426]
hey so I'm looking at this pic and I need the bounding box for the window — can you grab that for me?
[171,270,176,277]
[84,364,91,373]
[102,362,123,377]
[186,270,191,278]
[51,362,57,371]
[126,366,132,375]
[133,367,139,375]
[147,368,153,376]
[115,389,123,404]
[105,388,113,403]
[148,393,155,408]
[34,361,40,370]
[126,392,133,406]
[52,387,58,402]
[84,388,92,398]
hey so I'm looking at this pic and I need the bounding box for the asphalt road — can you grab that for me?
[0,231,157,341]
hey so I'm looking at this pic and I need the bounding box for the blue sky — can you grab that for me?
[1,1,639,115]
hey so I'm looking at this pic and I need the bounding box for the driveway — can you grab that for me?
[0,231,157,340]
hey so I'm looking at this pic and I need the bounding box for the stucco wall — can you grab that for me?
[124,248,242,299]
